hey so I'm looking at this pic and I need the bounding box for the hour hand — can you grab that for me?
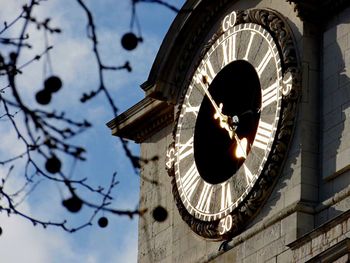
[214,106,247,159]
[235,137,248,159]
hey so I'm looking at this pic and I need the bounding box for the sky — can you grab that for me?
[0,0,185,262]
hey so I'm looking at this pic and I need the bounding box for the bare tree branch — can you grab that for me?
[0,0,178,234]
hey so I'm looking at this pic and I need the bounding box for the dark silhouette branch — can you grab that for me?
[0,0,179,234]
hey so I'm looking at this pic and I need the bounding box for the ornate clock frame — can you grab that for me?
[166,8,301,240]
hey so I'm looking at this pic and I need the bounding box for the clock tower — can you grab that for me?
[108,0,350,262]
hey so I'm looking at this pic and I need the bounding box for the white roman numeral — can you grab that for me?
[196,182,213,213]
[253,121,274,150]
[220,182,233,210]
[261,80,279,109]
[184,100,200,116]
[177,137,194,160]
[256,49,273,77]
[195,59,216,84]
[182,163,200,200]
[243,164,254,185]
[243,32,256,61]
[222,34,236,67]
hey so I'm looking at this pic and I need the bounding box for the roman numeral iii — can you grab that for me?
[261,80,279,109]
[253,121,274,150]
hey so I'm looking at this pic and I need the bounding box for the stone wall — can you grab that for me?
[318,6,350,225]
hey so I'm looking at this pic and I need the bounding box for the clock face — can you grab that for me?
[167,9,299,240]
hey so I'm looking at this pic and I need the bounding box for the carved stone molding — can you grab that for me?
[107,97,173,143]
[287,0,350,22]
[288,210,350,262]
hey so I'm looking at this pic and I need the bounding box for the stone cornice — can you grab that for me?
[287,210,350,262]
[287,0,350,22]
[288,210,350,250]
[106,97,173,143]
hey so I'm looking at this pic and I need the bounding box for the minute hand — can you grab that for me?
[200,76,247,159]
[199,77,233,138]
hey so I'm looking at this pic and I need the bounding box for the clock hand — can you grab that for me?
[213,103,235,138]
[214,104,247,159]
[235,136,248,159]
[201,75,248,159]
[201,76,235,137]
[201,76,227,119]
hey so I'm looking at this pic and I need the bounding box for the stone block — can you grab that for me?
[154,230,172,260]
[264,257,277,263]
[334,195,350,214]
[153,246,168,262]
[336,148,350,172]
[206,241,221,257]
[300,183,318,203]
[159,255,172,263]
[284,185,301,207]
[333,172,350,195]
[222,249,240,263]
[281,213,298,244]
[333,253,349,263]
[324,26,337,48]
[342,100,350,121]
[323,74,338,96]
[300,166,318,187]
[295,242,311,263]
[323,43,339,66]
[315,209,329,226]
[213,249,243,263]
[323,108,342,132]
[323,58,338,80]
[263,223,281,246]
[338,34,348,55]
[152,212,171,235]
[245,231,265,256]
[311,233,325,252]
[243,252,257,263]
[297,213,314,237]
[322,122,344,148]
[173,249,196,263]
[322,137,340,161]
[276,249,293,263]
[256,238,285,263]
[300,123,320,153]
[303,36,320,70]
[178,235,190,255]
[321,156,336,179]
[193,238,207,262]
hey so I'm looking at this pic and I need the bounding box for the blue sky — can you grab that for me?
[0,0,184,262]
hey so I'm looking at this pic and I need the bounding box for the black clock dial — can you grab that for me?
[194,60,261,184]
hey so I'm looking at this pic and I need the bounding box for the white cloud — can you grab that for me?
[112,229,138,263]
[0,215,73,263]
